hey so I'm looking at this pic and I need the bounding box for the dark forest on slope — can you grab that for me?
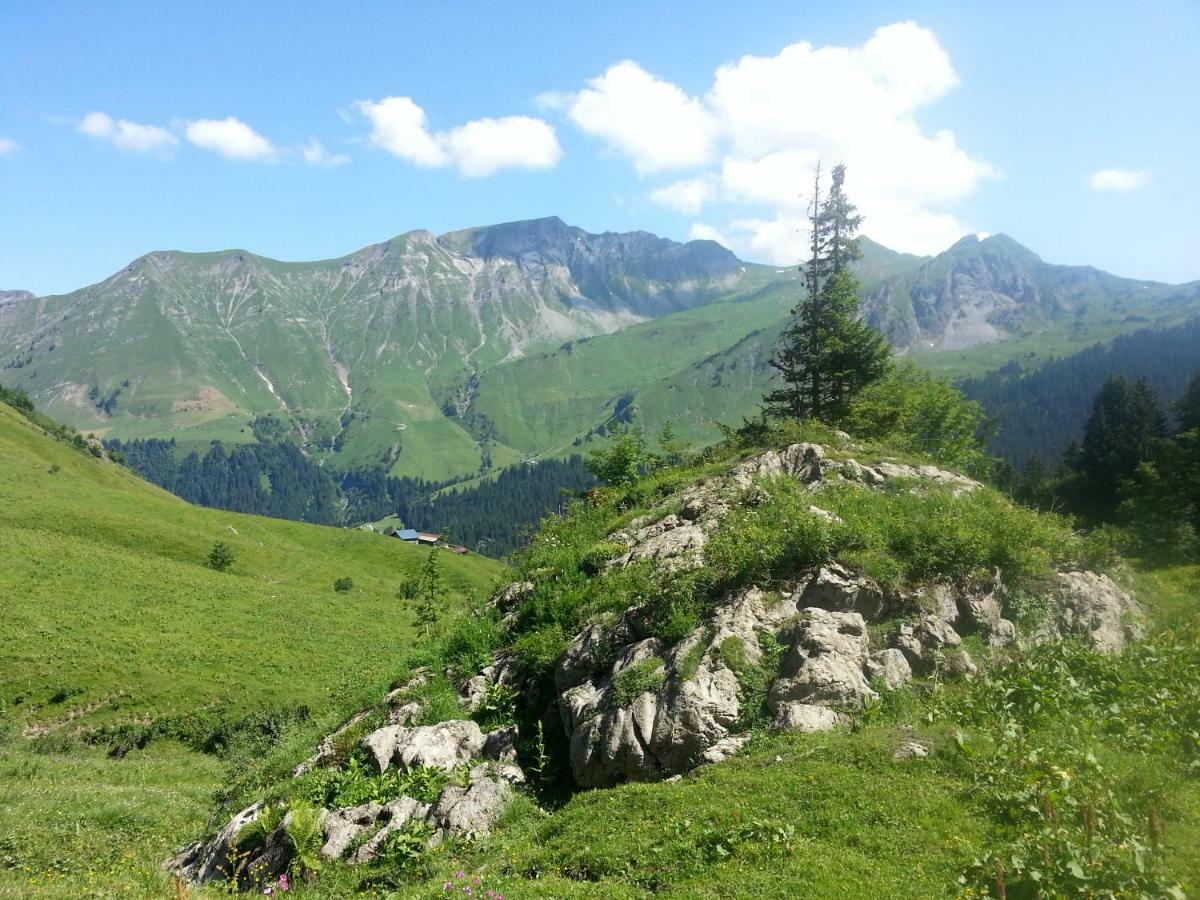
[960,315,1200,467]
[105,435,594,557]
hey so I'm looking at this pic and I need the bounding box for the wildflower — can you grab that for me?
[278,874,290,892]
[444,883,453,891]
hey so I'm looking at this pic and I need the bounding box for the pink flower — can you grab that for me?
[278,874,290,892]
[443,883,453,891]
[456,871,466,879]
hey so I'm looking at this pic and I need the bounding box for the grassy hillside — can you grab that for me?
[0,400,503,734]
[146,424,1197,899]
[0,399,505,897]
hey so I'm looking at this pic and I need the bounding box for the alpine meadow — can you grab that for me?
[2,5,1198,899]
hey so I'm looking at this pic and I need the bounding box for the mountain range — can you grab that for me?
[3,217,1199,482]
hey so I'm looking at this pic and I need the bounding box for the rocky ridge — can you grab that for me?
[169,440,1144,888]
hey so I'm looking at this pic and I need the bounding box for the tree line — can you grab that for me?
[960,314,1200,466]
[107,433,596,557]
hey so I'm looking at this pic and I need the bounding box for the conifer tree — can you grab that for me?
[764,163,891,423]
[1065,374,1167,521]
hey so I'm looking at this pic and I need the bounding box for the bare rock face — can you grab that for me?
[167,802,266,884]
[865,649,912,690]
[426,774,512,841]
[348,797,430,864]
[613,514,708,571]
[800,563,889,621]
[773,702,848,732]
[1036,571,1145,652]
[769,608,875,713]
[321,803,385,861]
[872,461,983,492]
[893,615,963,672]
[730,442,824,487]
[360,720,486,773]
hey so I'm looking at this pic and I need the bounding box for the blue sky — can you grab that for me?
[1,0,1197,295]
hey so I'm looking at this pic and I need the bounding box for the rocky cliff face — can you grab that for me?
[0,290,34,308]
[862,233,1184,351]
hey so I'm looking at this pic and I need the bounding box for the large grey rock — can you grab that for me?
[648,654,741,773]
[426,774,512,841]
[1037,571,1144,652]
[873,461,982,492]
[321,803,384,861]
[361,720,486,773]
[730,442,824,487]
[570,692,660,788]
[893,615,962,671]
[698,733,753,765]
[769,608,875,712]
[167,801,265,884]
[772,702,847,732]
[613,515,708,571]
[864,648,912,690]
[800,564,888,620]
[348,797,430,864]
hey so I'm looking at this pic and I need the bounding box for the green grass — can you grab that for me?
[0,398,504,896]
[0,742,223,898]
[0,401,504,735]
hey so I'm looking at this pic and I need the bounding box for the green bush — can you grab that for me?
[609,659,666,707]
[333,577,354,593]
[207,540,236,572]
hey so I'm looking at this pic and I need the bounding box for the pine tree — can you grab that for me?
[414,549,443,636]
[1175,371,1200,433]
[764,163,891,423]
[1067,375,1167,521]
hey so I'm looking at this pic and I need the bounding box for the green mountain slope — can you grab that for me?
[0,397,504,896]
[5,222,1199,488]
[0,400,503,735]
[0,219,753,481]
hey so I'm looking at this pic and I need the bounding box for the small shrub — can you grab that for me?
[333,576,354,593]
[207,540,236,572]
[610,659,666,707]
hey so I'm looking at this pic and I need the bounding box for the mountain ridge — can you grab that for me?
[4,218,1200,483]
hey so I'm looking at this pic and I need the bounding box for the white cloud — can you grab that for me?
[78,111,177,153]
[650,176,716,214]
[356,96,447,167]
[184,117,277,161]
[300,137,350,168]
[563,61,719,173]
[0,136,18,156]
[442,116,561,177]
[356,96,560,177]
[1089,168,1149,191]
[554,22,995,260]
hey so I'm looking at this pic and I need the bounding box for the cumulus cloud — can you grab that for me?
[78,111,177,153]
[442,116,561,177]
[553,22,995,260]
[562,61,719,173]
[650,176,716,214]
[300,138,350,168]
[184,117,277,161]
[1089,168,1149,191]
[0,137,18,156]
[356,96,561,177]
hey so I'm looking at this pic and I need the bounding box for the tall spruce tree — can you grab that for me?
[764,163,891,423]
[1064,374,1167,521]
